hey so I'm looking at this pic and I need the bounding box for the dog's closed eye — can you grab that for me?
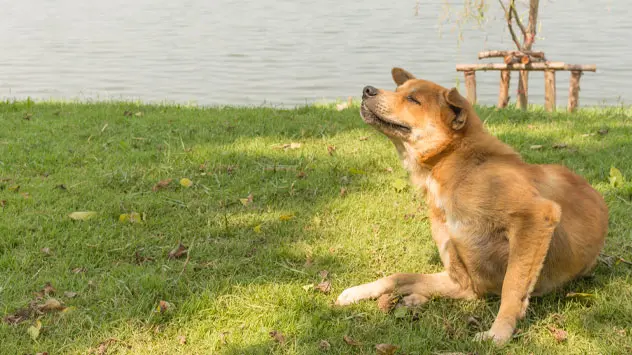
[406,95,421,105]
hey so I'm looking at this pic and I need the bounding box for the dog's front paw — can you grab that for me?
[473,327,512,345]
[335,286,370,306]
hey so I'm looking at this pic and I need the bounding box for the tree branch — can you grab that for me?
[498,0,522,50]
[510,0,527,38]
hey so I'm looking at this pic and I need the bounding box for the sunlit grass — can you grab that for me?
[1,100,631,354]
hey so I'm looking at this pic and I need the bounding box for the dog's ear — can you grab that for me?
[444,88,469,130]
[391,68,416,86]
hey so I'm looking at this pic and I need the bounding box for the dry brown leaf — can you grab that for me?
[71,267,86,274]
[42,282,56,296]
[318,270,329,280]
[40,247,51,256]
[168,242,188,259]
[339,187,347,197]
[219,331,229,344]
[314,281,331,294]
[327,145,336,155]
[38,298,65,312]
[152,178,173,192]
[552,143,568,149]
[135,251,154,264]
[64,291,78,298]
[91,338,129,355]
[0,200,5,208]
[385,167,393,173]
[158,300,170,313]
[466,316,483,330]
[296,171,307,179]
[376,343,400,355]
[359,136,369,141]
[530,145,543,150]
[178,335,187,345]
[598,128,609,135]
[240,193,254,207]
[3,308,31,325]
[269,330,286,344]
[547,325,568,342]
[319,339,331,351]
[343,335,361,346]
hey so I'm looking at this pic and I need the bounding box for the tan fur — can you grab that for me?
[336,68,609,345]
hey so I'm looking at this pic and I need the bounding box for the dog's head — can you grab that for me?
[360,68,477,163]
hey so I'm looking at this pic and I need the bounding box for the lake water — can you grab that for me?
[1,0,629,107]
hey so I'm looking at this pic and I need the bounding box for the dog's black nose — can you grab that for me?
[363,85,378,98]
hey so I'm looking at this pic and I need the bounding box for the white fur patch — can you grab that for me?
[425,175,443,209]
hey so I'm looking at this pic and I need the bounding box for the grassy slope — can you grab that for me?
[0,101,631,354]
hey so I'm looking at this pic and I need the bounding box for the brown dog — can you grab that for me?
[335,68,608,344]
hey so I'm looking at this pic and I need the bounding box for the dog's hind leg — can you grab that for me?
[335,271,475,306]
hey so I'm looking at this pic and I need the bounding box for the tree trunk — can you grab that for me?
[516,0,540,110]
[498,70,511,108]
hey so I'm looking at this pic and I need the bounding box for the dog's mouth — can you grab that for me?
[360,103,411,134]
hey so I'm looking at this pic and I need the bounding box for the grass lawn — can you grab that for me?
[1,100,631,354]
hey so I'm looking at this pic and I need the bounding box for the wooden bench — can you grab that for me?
[456,51,596,112]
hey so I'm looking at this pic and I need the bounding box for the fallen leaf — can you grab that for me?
[385,167,393,173]
[392,178,408,192]
[552,143,568,149]
[119,212,142,223]
[319,339,331,351]
[269,330,286,344]
[302,284,314,291]
[135,112,143,117]
[359,136,369,141]
[178,335,187,345]
[38,298,65,312]
[343,335,361,346]
[530,145,543,150]
[609,166,625,188]
[219,331,229,344]
[466,316,483,330]
[40,247,51,256]
[348,168,366,175]
[547,325,568,342]
[565,292,595,298]
[376,343,400,355]
[152,178,173,192]
[168,242,188,259]
[527,124,535,129]
[3,308,30,325]
[56,184,67,190]
[134,251,154,264]
[68,211,97,221]
[279,214,294,221]
[24,113,32,120]
[404,213,415,220]
[64,291,78,298]
[289,142,301,149]
[92,338,128,355]
[393,305,408,319]
[8,185,20,192]
[0,200,5,208]
[179,178,193,188]
[240,193,254,207]
[21,192,31,199]
[327,145,336,155]
[71,267,86,274]
[42,282,56,296]
[158,300,170,313]
[598,128,609,135]
[296,171,307,179]
[27,320,42,340]
[318,270,329,280]
[253,224,262,234]
[339,187,347,197]
[124,111,133,116]
[314,281,331,294]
